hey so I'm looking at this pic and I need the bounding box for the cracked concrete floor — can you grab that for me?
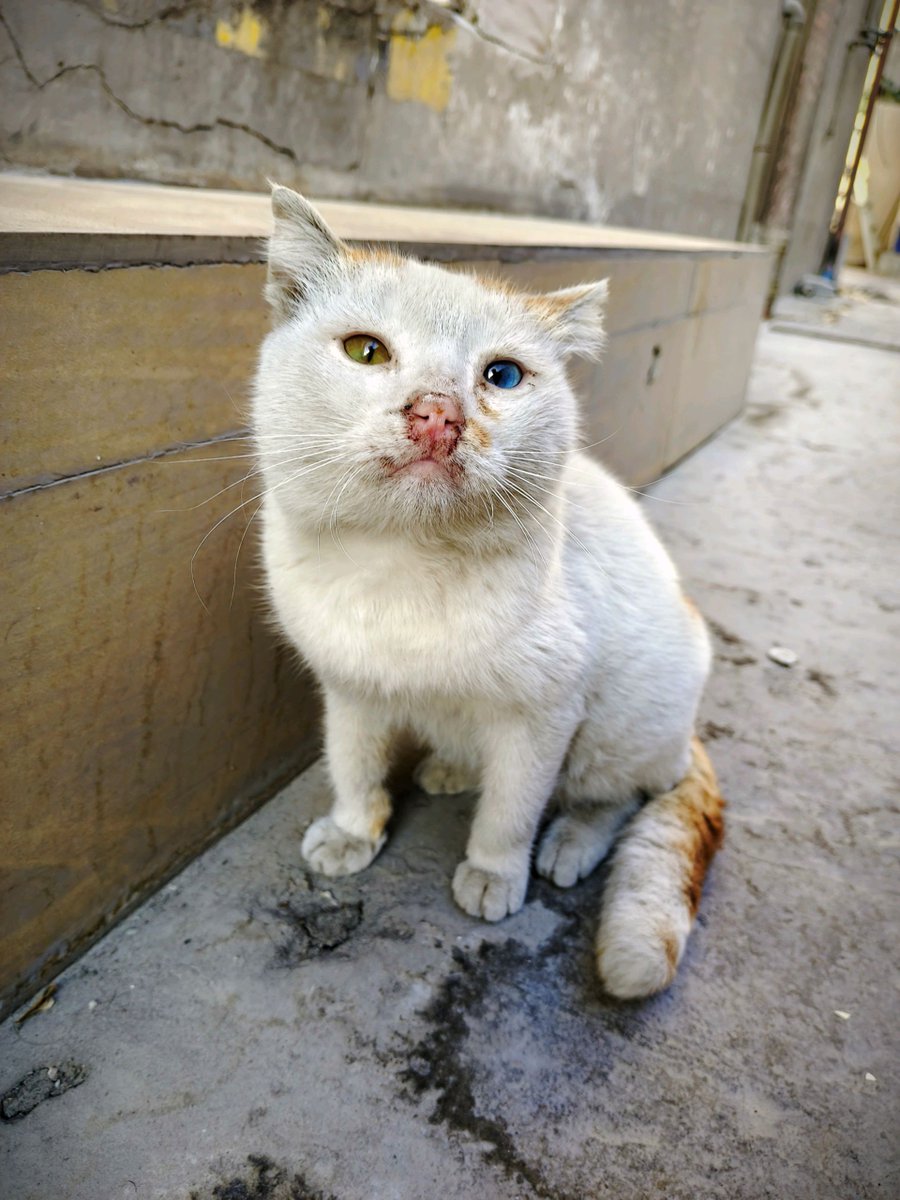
[2,292,898,1200]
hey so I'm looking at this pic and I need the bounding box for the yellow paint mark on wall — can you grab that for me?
[387,21,456,113]
[102,0,119,12]
[215,6,266,58]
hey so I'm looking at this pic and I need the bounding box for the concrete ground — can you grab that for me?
[2,283,898,1200]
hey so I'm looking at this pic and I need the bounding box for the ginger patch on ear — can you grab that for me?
[525,280,610,358]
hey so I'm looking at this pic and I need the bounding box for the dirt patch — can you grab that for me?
[702,720,735,740]
[720,653,758,667]
[706,618,745,646]
[1,1061,88,1121]
[189,1154,336,1200]
[806,668,838,697]
[271,891,363,967]
[746,403,782,426]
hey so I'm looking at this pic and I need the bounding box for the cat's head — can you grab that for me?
[253,185,607,536]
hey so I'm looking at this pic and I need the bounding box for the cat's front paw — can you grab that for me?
[301,816,384,878]
[415,755,478,796]
[452,860,527,922]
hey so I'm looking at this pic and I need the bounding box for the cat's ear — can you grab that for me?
[265,183,345,320]
[528,279,609,358]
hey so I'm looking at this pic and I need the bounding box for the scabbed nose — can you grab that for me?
[405,394,465,453]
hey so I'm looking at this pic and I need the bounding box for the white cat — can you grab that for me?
[252,185,724,1000]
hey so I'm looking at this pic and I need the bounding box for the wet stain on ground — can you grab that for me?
[391,869,647,1200]
[400,938,581,1200]
[1,1061,88,1121]
[189,1153,336,1200]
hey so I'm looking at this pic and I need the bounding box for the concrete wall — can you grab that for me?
[0,0,783,240]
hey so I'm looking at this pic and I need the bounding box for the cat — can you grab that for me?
[252,184,724,1000]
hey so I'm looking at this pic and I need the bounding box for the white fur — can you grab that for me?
[254,188,712,991]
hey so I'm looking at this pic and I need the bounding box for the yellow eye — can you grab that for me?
[343,334,390,365]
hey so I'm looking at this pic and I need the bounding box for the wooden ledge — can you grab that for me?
[0,172,766,270]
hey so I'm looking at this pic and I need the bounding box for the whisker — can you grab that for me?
[316,459,364,555]
[623,485,700,506]
[492,486,546,571]
[165,443,339,464]
[230,496,265,610]
[162,451,345,513]
[505,466,572,506]
[189,456,345,612]
[328,464,367,567]
[503,463,568,487]
[502,477,610,582]
[576,429,622,452]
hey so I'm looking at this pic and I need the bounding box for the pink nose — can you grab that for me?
[406,394,465,452]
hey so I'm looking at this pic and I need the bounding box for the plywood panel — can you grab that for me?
[0,443,319,1017]
[0,264,268,495]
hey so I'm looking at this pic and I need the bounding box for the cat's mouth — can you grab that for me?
[381,450,463,484]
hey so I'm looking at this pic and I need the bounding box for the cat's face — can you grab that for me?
[253,187,607,536]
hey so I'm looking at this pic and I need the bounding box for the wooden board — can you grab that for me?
[0,264,268,495]
[0,441,319,1018]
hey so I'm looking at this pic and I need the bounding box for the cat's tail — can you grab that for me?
[596,737,725,1000]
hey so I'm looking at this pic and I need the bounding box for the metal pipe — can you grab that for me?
[820,0,898,274]
[737,0,808,242]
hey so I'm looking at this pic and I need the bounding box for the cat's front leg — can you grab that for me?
[453,715,571,922]
[301,689,394,878]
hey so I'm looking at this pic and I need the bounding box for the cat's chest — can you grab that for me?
[265,524,562,699]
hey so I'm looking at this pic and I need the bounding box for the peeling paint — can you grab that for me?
[387,16,455,113]
[215,6,266,59]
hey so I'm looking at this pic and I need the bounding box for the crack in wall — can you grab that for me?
[421,0,557,69]
[62,0,203,31]
[2,427,252,502]
[1,11,301,164]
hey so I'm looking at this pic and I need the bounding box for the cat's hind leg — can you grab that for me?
[536,800,639,888]
[595,737,724,999]
[414,754,479,796]
[302,690,394,878]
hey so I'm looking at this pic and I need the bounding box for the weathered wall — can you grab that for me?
[0,0,783,240]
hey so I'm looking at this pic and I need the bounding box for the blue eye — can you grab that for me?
[484,360,523,389]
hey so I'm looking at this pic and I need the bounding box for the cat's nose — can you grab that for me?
[405,394,465,452]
